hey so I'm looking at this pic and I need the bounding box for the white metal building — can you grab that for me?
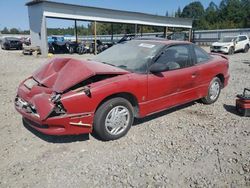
[26,0,193,56]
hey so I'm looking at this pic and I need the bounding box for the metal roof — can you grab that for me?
[26,0,193,28]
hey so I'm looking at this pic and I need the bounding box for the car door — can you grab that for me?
[145,44,199,115]
[192,45,215,98]
[235,36,245,51]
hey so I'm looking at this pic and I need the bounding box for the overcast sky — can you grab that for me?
[0,0,221,30]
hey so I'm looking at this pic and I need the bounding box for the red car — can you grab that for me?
[15,39,229,141]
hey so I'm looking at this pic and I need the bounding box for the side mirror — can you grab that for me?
[150,63,169,73]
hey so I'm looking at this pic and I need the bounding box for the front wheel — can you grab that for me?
[201,77,222,104]
[228,47,234,55]
[68,46,74,54]
[93,98,134,141]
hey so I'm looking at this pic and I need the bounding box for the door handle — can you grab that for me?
[191,72,198,78]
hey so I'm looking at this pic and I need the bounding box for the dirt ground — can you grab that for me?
[0,47,249,188]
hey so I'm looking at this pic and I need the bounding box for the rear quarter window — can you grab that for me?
[194,46,211,64]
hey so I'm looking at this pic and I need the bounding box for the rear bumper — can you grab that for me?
[15,104,94,136]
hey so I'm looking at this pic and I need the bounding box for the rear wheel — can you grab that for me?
[228,47,234,55]
[201,77,222,104]
[243,44,249,53]
[93,97,134,141]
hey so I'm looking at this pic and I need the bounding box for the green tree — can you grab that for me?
[175,7,182,17]
[205,1,219,28]
[241,0,250,27]
[1,27,9,34]
[181,1,205,29]
[9,28,20,34]
[181,1,205,19]
[165,11,169,17]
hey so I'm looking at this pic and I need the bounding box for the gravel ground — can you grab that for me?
[0,47,249,188]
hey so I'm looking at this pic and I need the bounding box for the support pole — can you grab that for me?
[111,23,114,43]
[140,25,143,37]
[134,24,137,36]
[94,21,97,55]
[164,26,168,38]
[189,28,192,42]
[74,20,78,43]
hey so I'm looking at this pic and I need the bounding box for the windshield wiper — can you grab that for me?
[117,65,127,68]
[100,62,134,72]
[101,62,116,67]
[117,65,135,73]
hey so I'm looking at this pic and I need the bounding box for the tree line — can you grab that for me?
[1,0,249,35]
[177,0,250,29]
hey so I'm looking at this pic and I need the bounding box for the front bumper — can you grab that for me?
[15,95,94,136]
[210,46,229,54]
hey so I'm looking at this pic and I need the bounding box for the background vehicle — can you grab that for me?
[20,37,31,46]
[48,36,79,54]
[210,35,250,55]
[47,36,65,43]
[89,40,109,54]
[167,32,189,41]
[1,37,23,50]
[76,41,89,55]
[48,41,78,54]
[15,40,229,141]
[118,34,136,43]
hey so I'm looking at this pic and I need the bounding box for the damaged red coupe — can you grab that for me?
[15,39,229,140]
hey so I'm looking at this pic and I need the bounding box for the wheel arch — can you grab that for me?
[216,74,225,87]
[95,92,140,118]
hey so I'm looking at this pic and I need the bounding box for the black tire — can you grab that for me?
[243,44,249,53]
[201,77,222,104]
[69,46,74,54]
[228,47,234,55]
[93,97,134,141]
[78,47,84,55]
[49,46,55,54]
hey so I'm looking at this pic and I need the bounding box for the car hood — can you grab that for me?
[212,42,232,47]
[33,58,129,93]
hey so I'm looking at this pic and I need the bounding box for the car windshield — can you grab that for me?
[5,37,19,41]
[92,40,165,73]
[219,37,236,43]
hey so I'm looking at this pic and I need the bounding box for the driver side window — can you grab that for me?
[155,45,191,71]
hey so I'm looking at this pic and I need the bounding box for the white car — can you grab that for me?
[210,35,250,55]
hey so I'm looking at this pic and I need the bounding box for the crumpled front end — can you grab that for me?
[15,58,129,135]
[15,77,93,135]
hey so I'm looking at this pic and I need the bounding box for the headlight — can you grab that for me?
[50,92,61,103]
[24,78,38,89]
